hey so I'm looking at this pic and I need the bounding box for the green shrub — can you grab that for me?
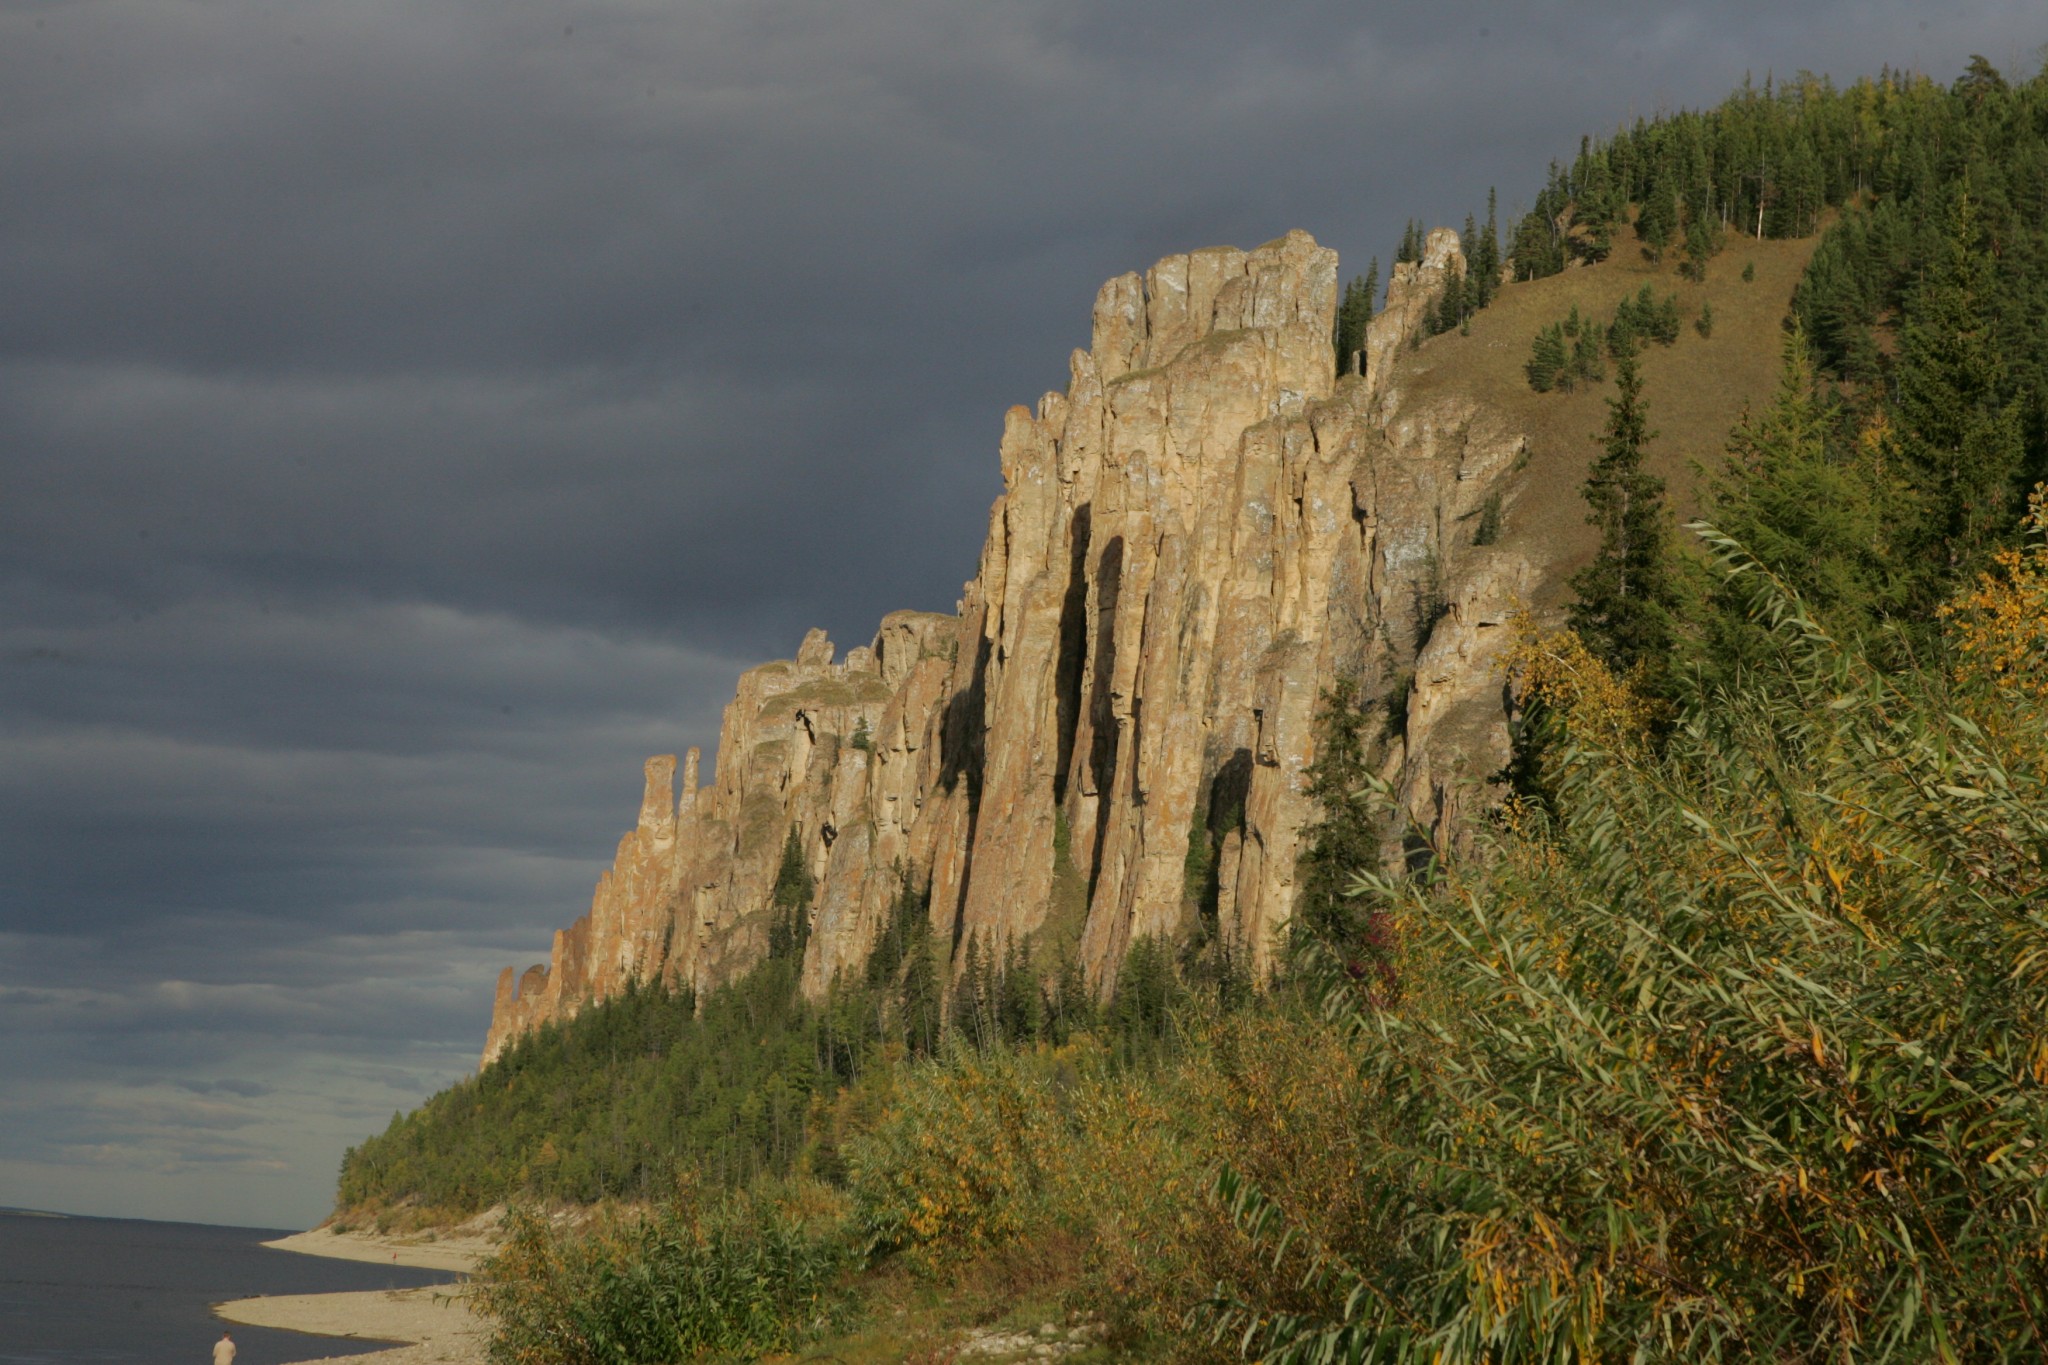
[1472,490,1504,546]
[474,1191,853,1364]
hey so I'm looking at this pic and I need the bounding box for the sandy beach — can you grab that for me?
[215,1223,497,1365]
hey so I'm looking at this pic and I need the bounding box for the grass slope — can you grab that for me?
[1395,231,1819,611]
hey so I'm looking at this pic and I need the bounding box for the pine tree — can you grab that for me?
[1526,324,1567,392]
[1333,267,1376,377]
[1895,193,2026,588]
[766,826,813,961]
[1473,189,1502,306]
[1293,677,1382,953]
[1635,181,1677,259]
[1396,219,1424,264]
[1679,214,1719,282]
[1689,325,1900,683]
[1569,349,1675,675]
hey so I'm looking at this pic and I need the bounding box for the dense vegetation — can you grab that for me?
[339,857,1215,1223]
[346,58,2048,1364]
[1212,529,2048,1361]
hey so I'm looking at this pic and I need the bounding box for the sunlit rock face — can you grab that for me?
[484,227,1539,1067]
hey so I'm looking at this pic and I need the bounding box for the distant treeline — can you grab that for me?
[338,832,1245,1221]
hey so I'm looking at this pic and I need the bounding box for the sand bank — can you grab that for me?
[264,1224,494,1275]
[216,1285,488,1365]
[216,1224,497,1365]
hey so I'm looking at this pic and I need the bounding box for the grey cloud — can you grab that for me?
[175,1079,278,1099]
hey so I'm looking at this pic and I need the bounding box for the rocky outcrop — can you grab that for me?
[1365,226,1465,395]
[483,226,1542,1067]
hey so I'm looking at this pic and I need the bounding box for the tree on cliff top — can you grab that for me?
[1333,260,1377,377]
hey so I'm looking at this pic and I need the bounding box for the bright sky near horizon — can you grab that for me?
[1,0,2040,1230]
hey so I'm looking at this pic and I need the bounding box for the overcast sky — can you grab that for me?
[1,0,2039,1231]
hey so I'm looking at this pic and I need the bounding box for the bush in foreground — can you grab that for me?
[472,1186,852,1365]
[1210,535,2048,1362]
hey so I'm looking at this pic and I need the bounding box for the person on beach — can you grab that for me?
[213,1329,236,1364]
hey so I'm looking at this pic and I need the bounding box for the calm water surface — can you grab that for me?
[0,1210,457,1365]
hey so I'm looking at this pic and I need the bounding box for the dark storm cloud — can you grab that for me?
[1,0,2038,1226]
[176,1080,276,1099]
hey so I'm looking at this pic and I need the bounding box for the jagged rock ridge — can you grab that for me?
[483,226,1539,1066]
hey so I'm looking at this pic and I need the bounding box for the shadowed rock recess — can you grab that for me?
[484,227,1545,1066]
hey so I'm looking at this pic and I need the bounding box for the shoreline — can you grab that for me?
[216,1226,495,1365]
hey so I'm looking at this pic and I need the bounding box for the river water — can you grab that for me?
[0,1209,456,1365]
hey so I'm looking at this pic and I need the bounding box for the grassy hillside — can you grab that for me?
[1398,228,1820,608]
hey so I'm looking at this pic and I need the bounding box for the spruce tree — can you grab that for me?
[997,936,1041,1043]
[898,912,941,1056]
[1569,348,1675,675]
[1526,324,1567,392]
[1679,214,1719,281]
[1635,183,1677,259]
[949,933,992,1048]
[1397,219,1424,265]
[766,826,813,961]
[1293,677,1381,952]
[1333,273,1374,376]
[1474,189,1502,306]
[1432,263,1466,335]
[1460,213,1485,318]
[1690,325,1899,683]
[1895,193,2026,588]
[1570,327,1607,385]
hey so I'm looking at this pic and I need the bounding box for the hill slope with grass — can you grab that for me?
[1392,223,1819,580]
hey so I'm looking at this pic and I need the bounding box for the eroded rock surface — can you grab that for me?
[484,226,1548,1066]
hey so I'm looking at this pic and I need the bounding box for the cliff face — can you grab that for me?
[482,226,1540,1067]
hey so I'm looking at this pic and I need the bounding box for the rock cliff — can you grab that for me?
[482,226,1546,1067]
